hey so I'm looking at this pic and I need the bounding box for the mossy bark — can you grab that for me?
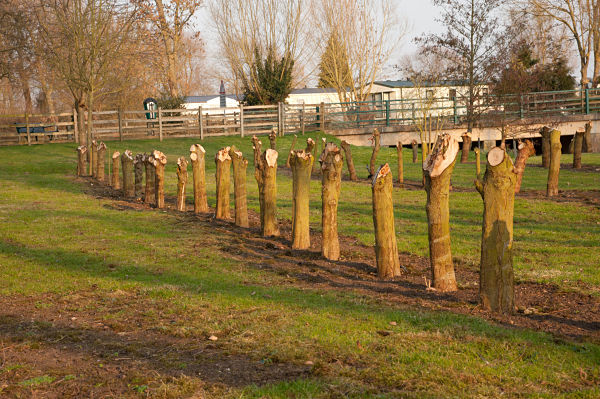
[340,140,358,181]
[190,144,208,213]
[229,146,249,227]
[461,133,471,163]
[111,151,120,189]
[320,143,343,260]
[513,140,535,193]
[369,129,380,178]
[423,134,459,292]
[412,140,418,163]
[144,154,155,205]
[77,146,87,176]
[372,164,401,279]
[134,153,144,198]
[396,142,404,187]
[215,147,232,220]
[475,147,516,314]
[547,129,562,197]
[290,150,314,250]
[573,131,584,169]
[540,127,551,168]
[176,156,188,212]
[152,150,167,208]
[121,150,134,197]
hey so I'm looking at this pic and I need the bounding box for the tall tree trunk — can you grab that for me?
[75,100,86,146]
[87,92,94,175]
[340,140,358,181]
[369,129,380,178]
[513,140,535,193]
[259,148,280,237]
[215,147,232,220]
[412,140,418,163]
[461,133,471,163]
[397,142,404,187]
[176,156,188,212]
[540,126,551,168]
[111,151,121,189]
[372,164,401,279]
[190,144,208,213]
[285,135,297,168]
[144,154,156,205]
[77,146,87,176]
[153,150,167,208]
[573,131,584,169]
[583,122,592,153]
[121,150,134,197]
[97,142,107,182]
[474,147,481,179]
[91,140,98,178]
[546,129,562,197]
[423,134,459,292]
[134,154,145,198]
[475,147,516,314]
[290,149,314,250]
[229,146,249,227]
[320,142,343,261]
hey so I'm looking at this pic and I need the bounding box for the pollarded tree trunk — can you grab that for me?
[260,149,280,237]
[121,150,134,197]
[396,142,404,187]
[540,126,551,168]
[134,154,144,198]
[474,147,481,179]
[144,154,156,205]
[412,140,418,163]
[583,122,592,153]
[215,147,232,220]
[547,129,562,197]
[573,131,584,169]
[423,134,459,292]
[320,142,343,261]
[96,142,107,182]
[290,148,314,250]
[314,138,326,175]
[111,151,120,189]
[461,133,471,163]
[152,150,167,208]
[176,156,188,212]
[190,144,208,213]
[475,147,516,314]
[77,146,87,176]
[91,140,98,178]
[340,140,358,181]
[269,129,277,150]
[513,140,535,193]
[252,135,264,223]
[369,129,380,178]
[229,146,249,227]
[285,135,297,168]
[372,163,401,279]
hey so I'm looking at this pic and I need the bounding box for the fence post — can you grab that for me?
[585,88,590,114]
[118,107,123,141]
[240,104,245,137]
[73,108,79,143]
[25,112,31,146]
[301,103,305,135]
[198,106,204,140]
[385,100,390,126]
[320,102,325,131]
[158,107,163,142]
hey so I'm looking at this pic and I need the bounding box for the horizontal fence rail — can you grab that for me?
[1,88,599,146]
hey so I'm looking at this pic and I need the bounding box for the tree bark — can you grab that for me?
[134,154,144,198]
[340,140,358,181]
[396,142,404,187]
[573,131,584,169]
[256,147,280,237]
[229,146,249,227]
[269,129,277,149]
[369,128,380,178]
[121,150,135,197]
[547,129,562,197]
[474,147,516,314]
[513,140,535,193]
[176,156,188,212]
[215,147,232,220]
[96,142,107,182]
[320,142,343,260]
[91,140,98,178]
[372,163,401,279]
[461,133,471,163]
[290,149,314,250]
[189,144,208,213]
[111,151,121,189]
[423,134,459,292]
[474,147,481,179]
[144,154,156,205]
[152,150,167,208]
[77,146,88,176]
[540,126,551,168]
[285,135,297,168]
[583,122,592,153]
[412,140,418,163]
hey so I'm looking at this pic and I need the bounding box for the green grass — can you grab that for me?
[0,136,599,397]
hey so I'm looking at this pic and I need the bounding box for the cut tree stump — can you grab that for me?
[475,146,516,314]
[215,147,232,220]
[77,145,87,176]
[134,153,144,198]
[423,134,459,292]
[320,142,343,260]
[290,147,314,250]
[96,142,107,182]
[461,133,471,163]
[540,126,551,168]
[176,156,188,212]
[340,140,358,181]
[369,129,380,178]
[152,150,167,208]
[573,131,584,169]
[144,154,156,205]
[396,142,404,187]
[411,140,418,163]
[111,151,120,189]
[91,140,98,178]
[547,129,561,197]
[285,135,297,168]
[229,146,249,227]
[190,144,208,213]
[513,140,535,193]
[121,150,134,197]
[253,135,280,237]
[583,122,592,153]
[372,163,401,279]
[474,147,481,179]
[269,129,277,150]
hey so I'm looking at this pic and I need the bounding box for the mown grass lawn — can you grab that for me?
[0,135,599,398]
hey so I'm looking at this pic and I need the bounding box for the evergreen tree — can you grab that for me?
[242,45,294,105]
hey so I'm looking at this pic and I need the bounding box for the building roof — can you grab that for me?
[184,94,242,103]
[374,80,472,88]
[289,87,339,95]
